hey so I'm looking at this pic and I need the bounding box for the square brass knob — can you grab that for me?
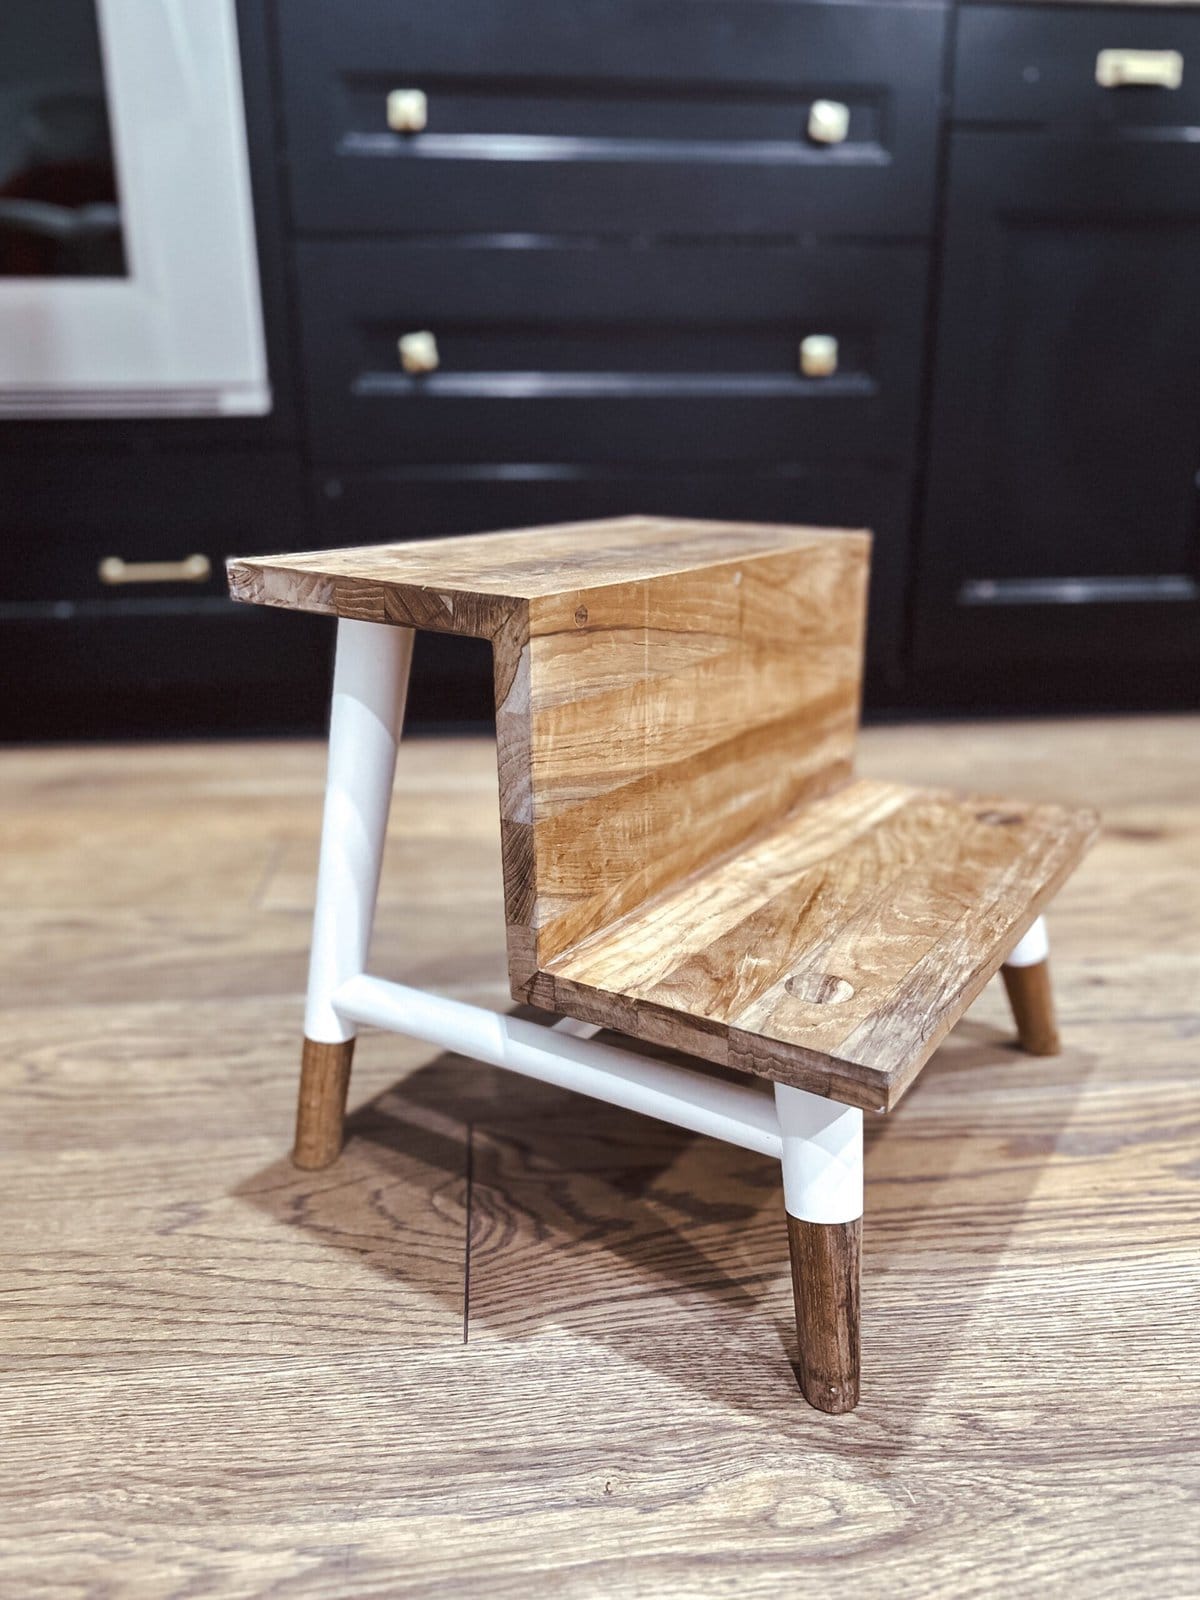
[398,330,439,374]
[807,99,850,145]
[387,88,428,133]
[799,334,839,378]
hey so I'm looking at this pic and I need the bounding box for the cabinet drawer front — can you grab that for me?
[296,241,928,467]
[0,609,334,740]
[955,7,1200,128]
[916,132,1200,679]
[0,454,308,603]
[277,0,946,237]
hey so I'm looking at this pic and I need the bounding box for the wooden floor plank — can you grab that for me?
[1,719,1197,1597]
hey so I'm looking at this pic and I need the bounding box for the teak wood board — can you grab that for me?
[537,780,1097,1111]
[226,514,856,619]
[229,517,1096,1110]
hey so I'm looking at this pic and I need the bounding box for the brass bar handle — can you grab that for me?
[98,554,212,586]
[1096,49,1183,89]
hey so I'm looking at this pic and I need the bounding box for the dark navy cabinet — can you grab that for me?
[9,0,1198,739]
[915,5,1200,706]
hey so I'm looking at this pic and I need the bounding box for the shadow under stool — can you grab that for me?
[228,516,1097,1414]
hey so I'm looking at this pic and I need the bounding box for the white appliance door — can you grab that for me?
[0,0,269,415]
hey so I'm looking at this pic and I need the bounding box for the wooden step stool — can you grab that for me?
[228,517,1096,1413]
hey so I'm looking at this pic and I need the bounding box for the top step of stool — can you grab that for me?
[229,516,1096,1113]
[227,514,852,622]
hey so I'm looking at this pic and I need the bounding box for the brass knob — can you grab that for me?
[807,99,850,145]
[387,88,428,133]
[799,335,838,378]
[398,330,439,374]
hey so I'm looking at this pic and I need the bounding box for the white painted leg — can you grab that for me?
[294,618,414,1168]
[774,1083,863,1225]
[1001,914,1059,1055]
[1005,914,1049,970]
[775,1084,863,1413]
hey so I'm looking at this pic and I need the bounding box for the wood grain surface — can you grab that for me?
[229,519,1094,1109]
[226,514,858,618]
[537,779,1096,1109]
[1,718,1196,1597]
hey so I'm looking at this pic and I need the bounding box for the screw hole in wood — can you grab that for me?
[784,972,855,1005]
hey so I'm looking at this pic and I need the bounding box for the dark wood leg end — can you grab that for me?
[293,1037,355,1169]
[1001,959,1060,1056]
[786,1213,861,1414]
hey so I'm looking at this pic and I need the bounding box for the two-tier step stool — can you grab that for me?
[228,517,1097,1413]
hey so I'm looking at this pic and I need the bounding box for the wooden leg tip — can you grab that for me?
[1019,1032,1060,1058]
[787,1214,861,1415]
[292,1036,355,1170]
[796,1367,860,1415]
[291,1143,342,1172]
[1001,960,1060,1056]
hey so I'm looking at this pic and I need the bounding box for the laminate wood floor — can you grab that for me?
[1,717,1197,1598]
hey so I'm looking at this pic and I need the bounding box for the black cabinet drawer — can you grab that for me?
[915,130,1200,683]
[1,451,308,604]
[296,240,929,468]
[0,447,328,738]
[313,462,911,678]
[277,0,947,238]
[0,607,334,740]
[955,6,1200,129]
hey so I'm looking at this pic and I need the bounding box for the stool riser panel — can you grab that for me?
[502,538,869,986]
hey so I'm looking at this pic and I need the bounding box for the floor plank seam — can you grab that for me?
[463,1119,474,1346]
[249,839,287,911]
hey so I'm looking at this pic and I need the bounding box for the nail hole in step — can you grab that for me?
[785,972,854,1005]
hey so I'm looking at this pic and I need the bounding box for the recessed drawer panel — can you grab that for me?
[955,6,1200,129]
[296,240,929,467]
[0,608,334,740]
[277,0,946,237]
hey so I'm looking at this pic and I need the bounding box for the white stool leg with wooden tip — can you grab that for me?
[295,618,414,1169]
[775,1084,864,1415]
[1000,915,1060,1056]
